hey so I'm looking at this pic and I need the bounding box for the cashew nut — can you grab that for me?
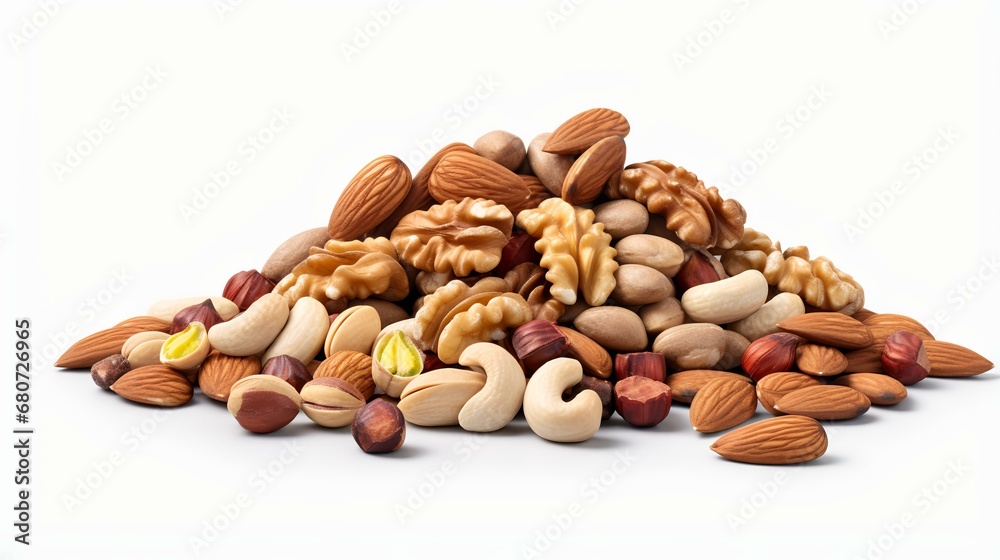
[523,357,601,443]
[261,296,329,365]
[147,296,239,322]
[728,292,806,342]
[208,293,289,356]
[457,342,526,432]
[680,269,768,324]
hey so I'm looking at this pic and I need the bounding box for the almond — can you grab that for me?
[198,351,262,402]
[372,143,475,237]
[314,351,375,399]
[832,373,907,406]
[518,174,553,213]
[56,316,171,368]
[773,385,871,420]
[663,370,751,403]
[777,312,874,349]
[795,344,848,376]
[558,326,613,380]
[110,365,193,407]
[710,415,828,465]
[850,308,878,322]
[688,377,757,433]
[863,313,935,342]
[755,371,825,415]
[428,152,532,213]
[843,344,884,373]
[327,155,411,241]
[924,340,994,377]
[561,135,627,205]
[543,108,630,155]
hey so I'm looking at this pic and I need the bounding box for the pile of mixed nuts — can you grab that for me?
[61,108,993,463]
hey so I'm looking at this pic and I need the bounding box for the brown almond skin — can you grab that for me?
[773,385,871,420]
[314,351,375,400]
[924,340,994,377]
[543,108,630,155]
[663,370,751,403]
[327,155,411,241]
[352,399,406,453]
[562,135,627,205]
[755,372,825,415]
[689,377,757,433]
[110,365,192,407]
[559,327,613,380]
[614,376,671,427]
[199,352,261,402]
[56,316,171,368]
[832,373,907,406]
[795,344,848,376]
[777,313,874,349]
[711,415,828,465]
[862,313,934,342]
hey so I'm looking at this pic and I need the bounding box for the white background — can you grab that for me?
[2,1,998,559]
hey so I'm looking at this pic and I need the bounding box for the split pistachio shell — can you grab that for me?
[121,331,169,357]
[457,342,526,432]
[371,330,425,398]
[262,296,328,364]
[523,357,601,443]
[325,305,381,356]
[398,368,487,427]
[300,377,365,428]
[127,339,166,368]
[159,321,211,370]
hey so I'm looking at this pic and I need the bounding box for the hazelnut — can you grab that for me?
[613,352,667,383]
[91,354,131,390]
[673,251,721,294]
[881,331,930,386]
[512,319,568,375]
[261,355,312,392]
[741,333,802,382]
[301,377,365,428]
[223,269,276,312]
[613,376,672,427]
[227,375,302,434]
[352,399,406,453]
[170,299,224,334]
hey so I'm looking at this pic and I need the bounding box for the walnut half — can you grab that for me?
[720,228,865,314]
[273,237,409,307]
[516,198,618,307]
[390,198,514,277]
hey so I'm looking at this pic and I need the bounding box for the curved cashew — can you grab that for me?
[208,293,289,356]
[680,270,768,324]
[457,343,526,432]
[147,296,239,322]
[523,358,601,443]
[262,296,329,364]
[728,292,806,342]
